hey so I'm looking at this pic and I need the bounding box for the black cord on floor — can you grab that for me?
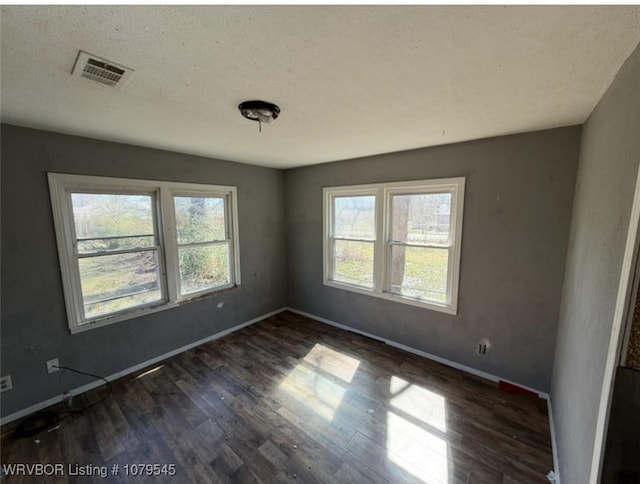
[52,365,113,412]
[13,365,113,440]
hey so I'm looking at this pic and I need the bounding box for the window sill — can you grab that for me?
[323,280,457,315]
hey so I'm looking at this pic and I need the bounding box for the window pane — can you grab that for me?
[72,193,155,254]
[334,196,376,240]
[174,196,226,244]
[179,243,230,295]
[79,251,162,320]
[391,193,451,245]
[333,240,374,288]
[389,246,448,303]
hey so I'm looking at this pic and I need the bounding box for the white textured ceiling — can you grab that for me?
[2,6,640,169]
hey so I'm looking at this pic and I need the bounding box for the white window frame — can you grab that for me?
[323,177,465,315]
[48,173,241,334]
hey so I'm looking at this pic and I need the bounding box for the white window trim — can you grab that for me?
[48,173,241,334]
[323,177,465,315]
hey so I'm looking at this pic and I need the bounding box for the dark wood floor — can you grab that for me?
[1,311,553,483]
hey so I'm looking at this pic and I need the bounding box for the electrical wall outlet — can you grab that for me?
[476,339,491,356]
[0,375,13,392]
[46,358,60,374]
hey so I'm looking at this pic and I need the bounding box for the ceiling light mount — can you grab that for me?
[239,100,280,132]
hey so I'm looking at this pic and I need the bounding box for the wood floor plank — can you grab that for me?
[0,311,554,483]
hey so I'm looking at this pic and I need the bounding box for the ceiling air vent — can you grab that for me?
[71,51,133,89]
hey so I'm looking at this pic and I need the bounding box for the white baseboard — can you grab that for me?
[286,306,561,479]
[547,396,562,484]
[0,307,286,427]
[286,307,548,397]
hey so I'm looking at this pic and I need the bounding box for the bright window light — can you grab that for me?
[133,365,164,380]
[303,344,361,383]
[279,364,346,421]
[279,344,361,421]
[387,411,449,484]
[48,173,241,334]
[323,178,465,315]
[390,376,447,433]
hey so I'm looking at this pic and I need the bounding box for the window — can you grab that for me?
[324,178,464,314]
[48,173,240,333]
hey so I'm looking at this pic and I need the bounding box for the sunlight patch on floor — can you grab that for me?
[390,376,447,433]
[387,376,449,483]
[280,344,361,421]
[387,411,449,483]
[303,343,361,383]
[133,365,164,380]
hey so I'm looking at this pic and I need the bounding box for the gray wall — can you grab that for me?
[0,125,287,417]
[551,41,640,484]
[285,127,581,392]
